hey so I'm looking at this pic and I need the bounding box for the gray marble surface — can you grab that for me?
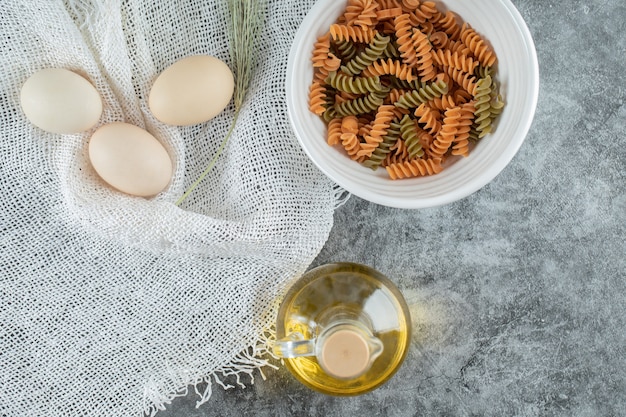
[159,0,626,415]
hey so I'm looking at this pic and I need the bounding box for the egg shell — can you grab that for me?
[20,68,103,134]
[88,122,173,197]
[148,55,235,126]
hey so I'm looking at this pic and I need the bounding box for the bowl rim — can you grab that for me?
[286,0,539,209]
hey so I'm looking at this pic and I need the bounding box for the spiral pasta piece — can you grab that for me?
[414,102,441,135]
[433,11,461,41]
[432,49,478,74]
[334,90,386,117]
[450,102,476,157]
[327,118,343,146]
[362,121,401,170]
[362,58,416,82]
[334,39,358,61]
[399,114,424,158]
[394,78,448,109]
[353,0,379,28]
[341,115,360,135]
[460,24,497,67]
[427,94,457,111]
[358,104,396,157]
[308,81,327,116]
[312,33,331,68]
[472,75,493,138]
[326,71,383,95]
[340,132,362,160]
[401,0,420,11]
[342,32,391,75]
[386,158,444,179]
[429,31,449,49]
[330,24,376,43]
[446,67,478,96]
[383,137,410,166]
[411,29,436,81]
[394,14,419,67]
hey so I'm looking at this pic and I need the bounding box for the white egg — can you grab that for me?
[88,123,173,197]
[148,55,235,126]
[20,68,103,134]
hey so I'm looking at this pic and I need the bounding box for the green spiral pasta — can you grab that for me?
[399,114,424,159]
[472,75,492,138]
[394,79,449,109]
[333,39,358,62]
[474,64,495,79]
[325,71,383,95]
[362,121,401,170]
[383,40,401,59]
[341,33,391,75]
[334,89,388,117]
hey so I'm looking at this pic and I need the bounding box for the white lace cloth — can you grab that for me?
[0,0,340,415]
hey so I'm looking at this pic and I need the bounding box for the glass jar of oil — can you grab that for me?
[273,263,411,396]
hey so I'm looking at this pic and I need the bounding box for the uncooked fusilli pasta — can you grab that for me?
[308,0,505,180]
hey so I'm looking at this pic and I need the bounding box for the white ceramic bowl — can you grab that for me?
[286,0,539,209]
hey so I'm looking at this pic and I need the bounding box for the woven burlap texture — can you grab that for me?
[0,0,341,415]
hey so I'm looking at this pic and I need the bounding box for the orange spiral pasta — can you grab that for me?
[432,49,478,74]
[308,82,327,116]
[386,158,444,179]
[450,101,476,157]
[446,67,478,96]
[354,0,379,28]
[460,24,497,67]
[340,132,362,160]
[401,0,420,11]
[427,94,457,111]
[358,104,395,157]
[394,14,419,67]
[383,138,410,166]
[410,1,438,25]
[411,29,436,81]
[312,33,331,68]
[362,58,416,82]
[414,103,442,135]
[311,0,505,179]
[341,115,360,135]
[432,11,462,41]
[429,31,450,49]
[329,24,376,43]
[327,118,343,146]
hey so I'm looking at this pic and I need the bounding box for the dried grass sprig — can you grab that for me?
[176,0,266,206]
